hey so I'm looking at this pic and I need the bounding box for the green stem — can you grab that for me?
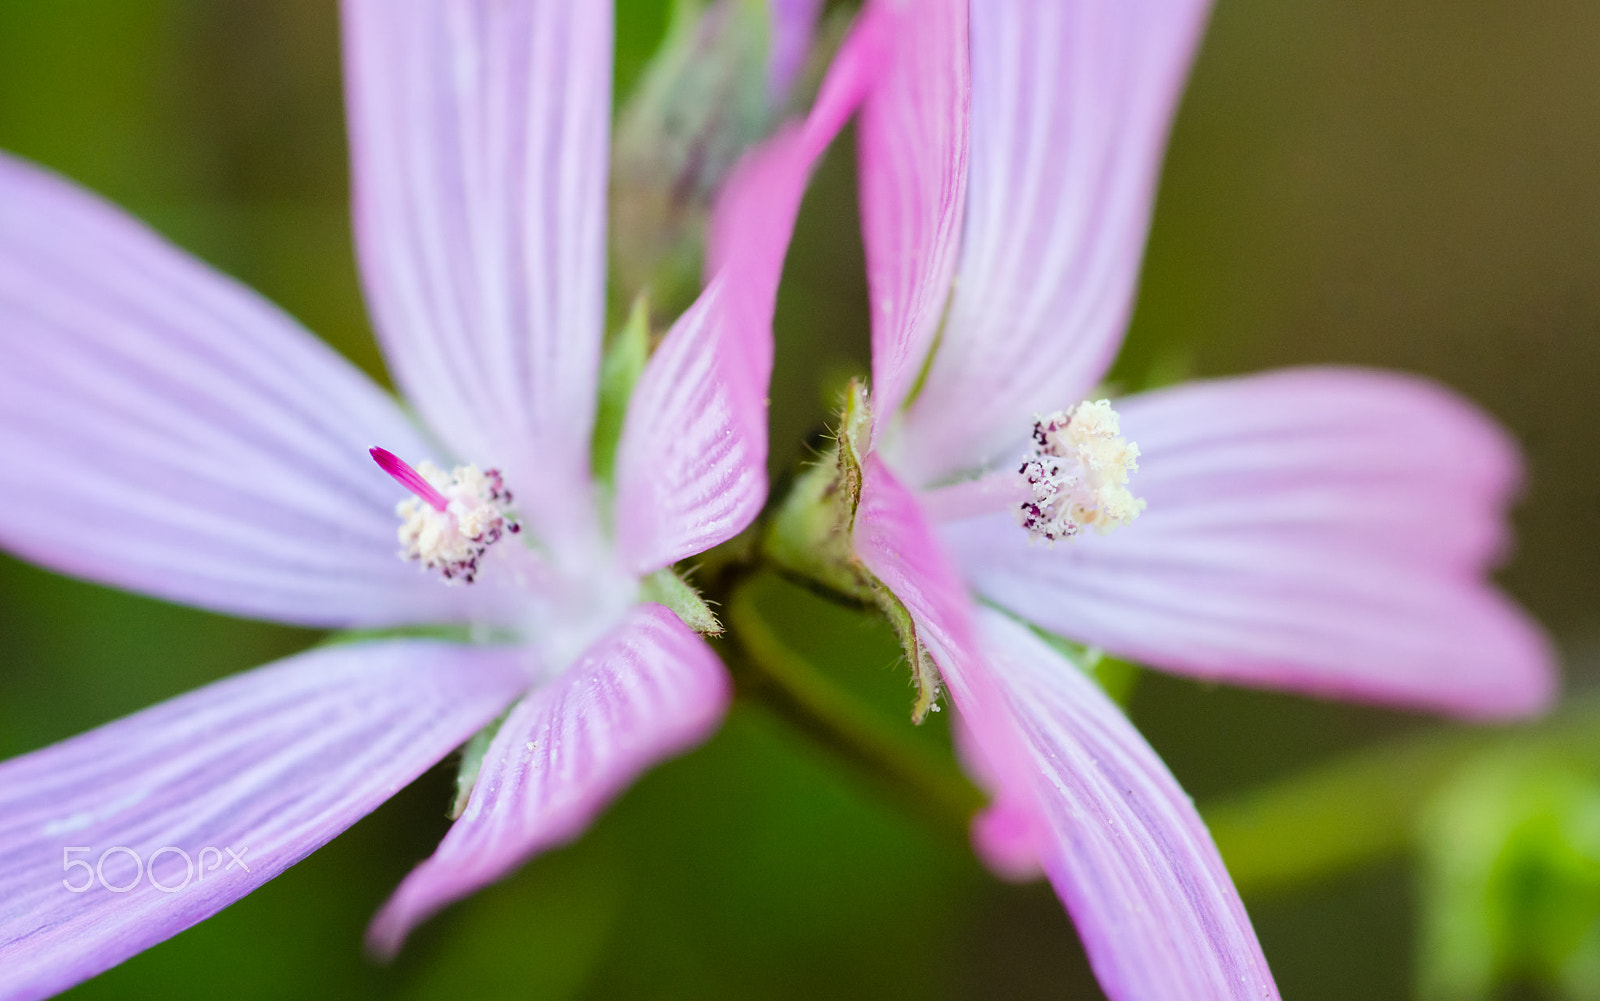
[716,580,984,840]
[1202,691,1600,897]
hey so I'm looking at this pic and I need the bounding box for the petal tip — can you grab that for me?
[971,800,1045,883]
[364,880,430,963]
[1456,618,1561,722]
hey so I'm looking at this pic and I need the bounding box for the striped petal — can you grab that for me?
[613,6,887,574]
[342,0,612,545]
[853,454,987,712]
[857,0,968,431]
[851,453,1278,1000]
[895,0,1214,484]
[0,640,527,1001]
[942,368,1556,717]
[612,277,765,575]
[0,151,458,628]
[849,457,1050,890]
[367,604,730,954]
[975,608,1279,1001]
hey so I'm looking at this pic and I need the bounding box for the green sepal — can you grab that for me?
[641,567,723,636]
[763,382,943,721]
[1031,628,1142,706]
[872,584,944,725]
[764,379,876,603]
[591,294,651,487]
[840,383,946,720]
[1085,653,1141,706]
[835,378,872,526]
[451,707,512,819]
[897,278,956,414]
[317,623,477,648]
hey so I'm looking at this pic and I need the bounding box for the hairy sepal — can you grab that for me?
[641,567,723,636]
[765,382,942,720]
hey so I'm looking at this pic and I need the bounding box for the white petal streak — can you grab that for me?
[614,281,761,574]
[343,0,611,541]
[367,604,729,954]
[975,609,1279,1001]
[858,0,968,429]
[849,458,1277,999]
[944,369,1555,717]
[0,640,526,1001]
[0,152,454,627]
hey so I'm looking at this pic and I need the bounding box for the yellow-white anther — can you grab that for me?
[1017,400,1145,542]
[395,461,519,584]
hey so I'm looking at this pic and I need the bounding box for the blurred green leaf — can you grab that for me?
[1417,751,1600,1001]
[1204,694,1600,902]
[400,842,624,1001]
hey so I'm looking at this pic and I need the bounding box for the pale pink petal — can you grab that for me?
[0,640,527,1001]
[853,454,988,709]
[950,715,1044,881]
[856,0,968,432]
[917,470,1029,523]
[851,455,1037,818]
[0,151,462,628]
[975,608,1279,1001]
[367,603,730,954]
[970,793,1045,881]
[942,368,1556,718]
[343,0,611,544]
[613,8,887,574]
[895,0,1214,484]
[612,278,767,575]
[852,457,1045,880]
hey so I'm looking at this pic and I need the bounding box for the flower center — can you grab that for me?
[1017,400,1145,542]
[370,447,519,584]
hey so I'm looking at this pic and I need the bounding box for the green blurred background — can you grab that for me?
[1,1,1597,998]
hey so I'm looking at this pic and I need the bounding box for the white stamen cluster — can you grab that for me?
[396,462,519,584]
[1017,399,1145,543]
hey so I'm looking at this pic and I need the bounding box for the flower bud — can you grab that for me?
[610,0,824,318]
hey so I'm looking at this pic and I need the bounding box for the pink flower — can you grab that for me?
[842,2,1556,999]
[0,2,878,997]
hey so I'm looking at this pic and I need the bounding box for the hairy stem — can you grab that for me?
[715,579,984,840]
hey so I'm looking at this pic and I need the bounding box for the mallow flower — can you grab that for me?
[771,1,1558,999]
[0,1,878,996]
